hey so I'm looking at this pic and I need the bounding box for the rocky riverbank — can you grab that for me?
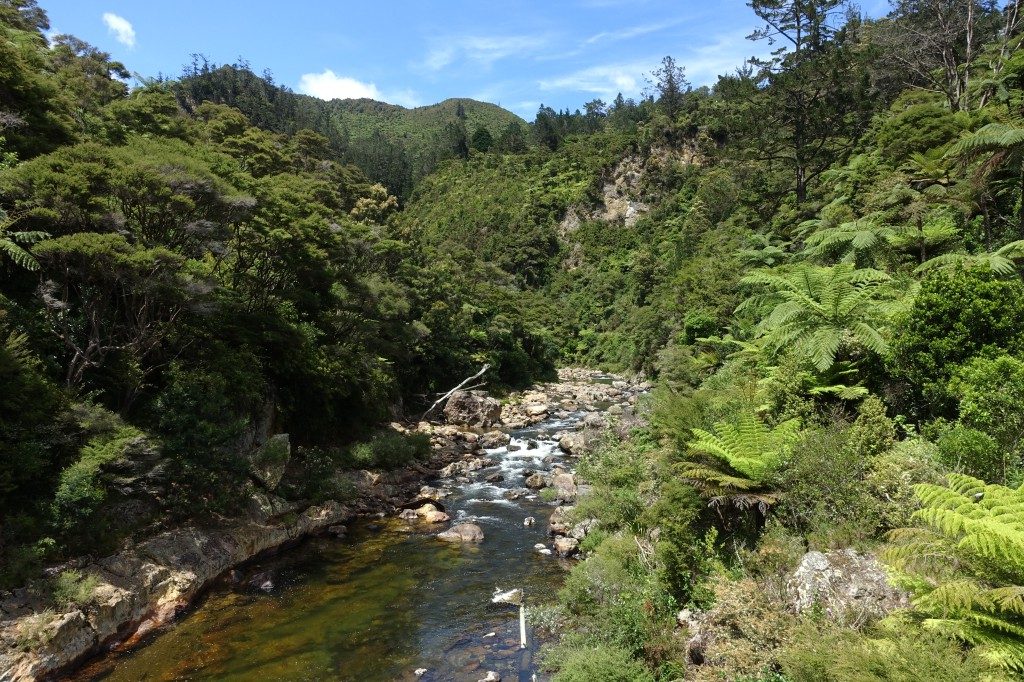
[0,368,645,681]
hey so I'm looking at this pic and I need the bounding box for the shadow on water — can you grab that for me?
[70,415,587,682]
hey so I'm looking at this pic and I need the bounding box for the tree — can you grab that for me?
[738,264,896,372]
[746,0,869,203]
[679,413,801,512]
[868,0,1000,111]
[471,127,494,153]
[948,122,1024,237]
[34,232,187,405]
[890,267,1024,414]
[495,121,528,153]
[651,56,689,120]
[884,474,1024,673]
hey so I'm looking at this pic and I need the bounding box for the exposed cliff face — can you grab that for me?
[558,144,700,238]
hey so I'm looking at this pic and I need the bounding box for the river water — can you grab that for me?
[70,413,590,682]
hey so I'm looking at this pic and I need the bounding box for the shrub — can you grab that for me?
[50,423,144,534]
[779,617,990,682]
[934,424,1007,483]
[50,569,99,607]
[341,430,430,470]
[948,354,1024,467]
[776,423,874,548]
[549,644,656,682]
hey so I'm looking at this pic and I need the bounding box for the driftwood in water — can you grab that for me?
[421,364,490,421]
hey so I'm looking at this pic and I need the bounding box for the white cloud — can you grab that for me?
[583,20,681,46]
[539,61,651,100]
[102,12,135,49]
[297,70,421,107]
[422,34,551,72]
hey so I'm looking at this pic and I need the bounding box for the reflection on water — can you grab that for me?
[72,422,578,682]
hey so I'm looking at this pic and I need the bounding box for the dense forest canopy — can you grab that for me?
[5,0,1024,679]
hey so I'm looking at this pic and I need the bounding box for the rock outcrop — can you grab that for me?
[0,500,349,681]
[787,549,908,623]
[443,391,502,427]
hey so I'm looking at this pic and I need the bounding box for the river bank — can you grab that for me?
[0,368,647,681]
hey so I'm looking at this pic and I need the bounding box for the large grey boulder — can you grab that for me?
[443,391,502,427]
[787,549,908,622]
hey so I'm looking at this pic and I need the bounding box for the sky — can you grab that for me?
[39,0,891,119]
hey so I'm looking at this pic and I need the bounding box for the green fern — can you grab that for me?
[679,413,800,511]
[0,211,47,271]
[884,474,1024,672]
[738,264,897,372]
[916,240,1024,277]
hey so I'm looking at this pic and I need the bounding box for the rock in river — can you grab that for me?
[443,390,502,427]
[437,523,485,543]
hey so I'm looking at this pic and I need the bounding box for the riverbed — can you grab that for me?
[69,414,593,682]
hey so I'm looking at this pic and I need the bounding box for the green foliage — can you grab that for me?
[51,422,145,533]
[50,569,98,608]
[680,413,800,510]
[548,644,656,682]
[779,617,992,682]
[890,268,1024,414]
[739,264,896,372]
[948,355,1024,464]
[934,424,1006,483]
[884,474,1024,672]
[342,430,430,470]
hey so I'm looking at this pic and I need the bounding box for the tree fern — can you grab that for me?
[738,264,897,372]
[679,413,800,511]
[884,474,1024,672]
[0,210,47,271]
[917,240,1024,277]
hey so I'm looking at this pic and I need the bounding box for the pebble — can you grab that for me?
[415,668,427,677]
[523,517,535,526]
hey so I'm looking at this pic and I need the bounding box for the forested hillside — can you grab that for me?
[5,0,1024,679]
[170,61,528,198]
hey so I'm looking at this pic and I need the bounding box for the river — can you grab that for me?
[68,410,596,682]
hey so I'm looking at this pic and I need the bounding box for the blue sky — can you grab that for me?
[39,0,891,119]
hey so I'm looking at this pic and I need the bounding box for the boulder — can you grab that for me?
[607,404,624,416]
[569,518,598,540]
[553,536,579,557]
[419,486,446,500]
[552,473,577,502]
[787,549,908,622]
[485,473,504,483]
[438,462,465,479]
[443,391,502,427]
[250,433,291,490]
[525,404,549,417]
[548,506,575,536]
[503,488,530,501]
[524,473,549,489]
[422,510,450,524]
[437,523,485,543]
[479,431,511,449]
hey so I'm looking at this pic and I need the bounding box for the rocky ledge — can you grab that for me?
[0,498,349,681]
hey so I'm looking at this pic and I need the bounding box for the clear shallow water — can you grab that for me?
[70,419,582,682]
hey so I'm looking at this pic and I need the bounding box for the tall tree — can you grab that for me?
[651,55,689,120]
[746,0,870,203]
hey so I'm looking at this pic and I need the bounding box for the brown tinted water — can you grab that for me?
[70,417,582,682]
